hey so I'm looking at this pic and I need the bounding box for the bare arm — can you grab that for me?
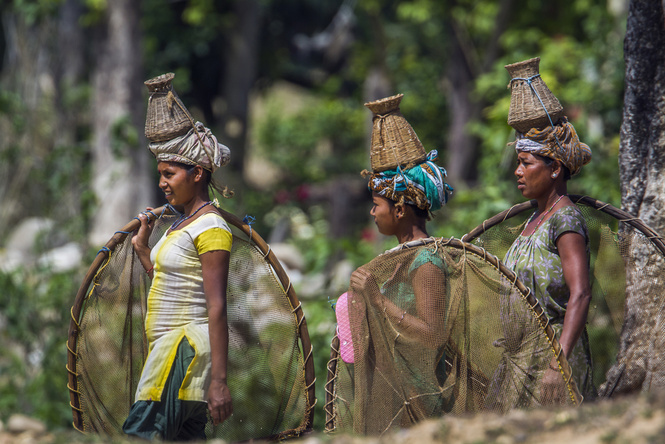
[542,230,591,402]
[556,231,592,359]
[200,249,233,425]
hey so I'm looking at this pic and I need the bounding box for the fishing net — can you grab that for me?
[461,195,665,396]
[67,206,315,441]
[324,238,581,436]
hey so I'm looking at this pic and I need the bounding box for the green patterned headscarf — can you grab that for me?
[366,151,453,212]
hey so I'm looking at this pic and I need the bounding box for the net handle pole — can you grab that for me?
[217,207,316,431]
[67,205,170,431]
[324,335,340,432]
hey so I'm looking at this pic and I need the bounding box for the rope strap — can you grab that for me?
[70,307,80,329]
[69,401,83,413]
[66,341,78,358]
[65,363,78,377]
[67,382,82,396]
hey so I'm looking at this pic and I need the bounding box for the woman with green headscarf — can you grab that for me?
[334,94,460,435]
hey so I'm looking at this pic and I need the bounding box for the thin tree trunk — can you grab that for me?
[221,0,261,174]
[443,0,514,185]
[89,0,151,246]
[601,0,665,396]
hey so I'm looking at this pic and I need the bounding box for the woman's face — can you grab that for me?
[514,152,555,199]
[370,192,399,236]
[157,162,198,207]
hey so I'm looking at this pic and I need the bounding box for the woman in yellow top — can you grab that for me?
[123,122,233,440]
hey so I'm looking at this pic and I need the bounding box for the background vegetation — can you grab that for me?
[0,0,629,433]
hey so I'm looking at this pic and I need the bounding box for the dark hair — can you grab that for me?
[534,154,571,181]
[386,198,431,221]
[181,163,212,185]
[410,204,430,220]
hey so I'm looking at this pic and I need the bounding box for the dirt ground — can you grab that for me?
[2,393,664,444]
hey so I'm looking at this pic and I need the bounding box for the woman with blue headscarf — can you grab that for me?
[334,95,457,435]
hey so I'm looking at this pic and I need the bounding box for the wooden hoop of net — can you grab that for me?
[462,195,665,253]
[461,194,665,397]
[67,205,315,439]
[324,236,582,434]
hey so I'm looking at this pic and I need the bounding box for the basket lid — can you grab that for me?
[365,94,404,115]
[144,73,175,93]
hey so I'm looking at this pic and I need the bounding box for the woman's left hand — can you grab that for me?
[541,366,567,405]
[207,379,233,425]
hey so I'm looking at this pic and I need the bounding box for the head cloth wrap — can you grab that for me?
[366,150,453,212]
[514,117,591,176]
[148,121,230,173]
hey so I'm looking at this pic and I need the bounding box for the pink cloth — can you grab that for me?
[335,292,355,364]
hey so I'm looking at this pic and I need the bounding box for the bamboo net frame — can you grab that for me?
[461,195,665,255]
[460,194,665,397]
[67,205,316,437]
[324,237,582,432]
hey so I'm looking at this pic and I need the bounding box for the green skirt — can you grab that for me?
[123,338,208,441]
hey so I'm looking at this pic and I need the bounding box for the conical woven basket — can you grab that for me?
[365,94,427,172]
[144,73,194,142]
[505,58,564,133]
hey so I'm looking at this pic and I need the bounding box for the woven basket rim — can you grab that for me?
[144,72,175,92]
[504,57,540,77]
[364,93,404,115]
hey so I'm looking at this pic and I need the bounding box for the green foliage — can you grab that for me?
[256,96,366,185]
[0,268,78,427]
[9,0,63,24]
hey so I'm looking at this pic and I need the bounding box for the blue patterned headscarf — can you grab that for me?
[366,151,453,212]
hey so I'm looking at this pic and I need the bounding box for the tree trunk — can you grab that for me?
[88,0,152,246]
[601,0,665,396]
[443,0,514,185]
[221,0,261,174]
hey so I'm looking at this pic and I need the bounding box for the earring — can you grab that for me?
[552,174,558,178]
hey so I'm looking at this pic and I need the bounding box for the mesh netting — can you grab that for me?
[68,208,313,441]
[325,238,581,436]
[462,195,665,395]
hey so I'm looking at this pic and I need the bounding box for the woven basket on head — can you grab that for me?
[505,57,564,133]
[365,94,427,172]
[144,73,194,142]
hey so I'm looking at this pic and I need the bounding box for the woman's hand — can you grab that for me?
[207,378,233,425]
[541,365,568,405]
[131,208,156,275]
[350,267,381,303]
[131,208,155,255]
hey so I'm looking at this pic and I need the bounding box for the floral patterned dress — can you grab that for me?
[503,205,596,399]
